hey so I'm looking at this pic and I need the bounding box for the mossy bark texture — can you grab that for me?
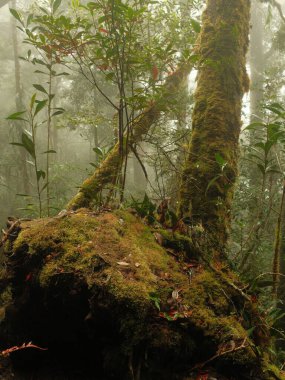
[67,63,192,210]
[179,0,250,246]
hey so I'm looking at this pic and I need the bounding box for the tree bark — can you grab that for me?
[67,63,192,210]
[250,0,264,125]
[0,0,9,8]
[179,0,250,248]
[10,0,30,196]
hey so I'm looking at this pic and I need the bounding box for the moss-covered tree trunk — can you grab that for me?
[67,63,192,210]
[179,0,250,247]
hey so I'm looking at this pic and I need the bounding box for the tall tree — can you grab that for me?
[250,0,264,124]
[179,0,250,249]
[10,0,30,196]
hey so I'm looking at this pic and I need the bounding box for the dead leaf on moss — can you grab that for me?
[117,261,130,267]
[135,263,140,268]
[153,232,163,245]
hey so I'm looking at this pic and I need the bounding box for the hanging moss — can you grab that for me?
[179,0,250,247]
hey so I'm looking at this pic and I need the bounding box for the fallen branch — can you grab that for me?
[0,220,20,248]
[1,342,48,357]
[192,337,248,370]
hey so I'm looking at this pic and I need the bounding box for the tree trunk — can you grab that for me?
[179,0,250,248]
[250,0,264,125]
[67,63,192,210]
[0,0,9,8]
[10,0,30,196]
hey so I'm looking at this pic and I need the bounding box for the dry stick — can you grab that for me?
[203,257,251,302]
[131,145,148,181]
[1,342,48,357]
[0,220,20,251]
[67,61,193,210]
[192,337,248,371]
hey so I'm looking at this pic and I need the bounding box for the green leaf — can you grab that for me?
[246,327,255,337]
[6,111,26,121]
[33,58,48,66]
[39,6,50,15]
[10,142,24,147]
[34,70,48,75]
[33,84,48,94]
[205,175,221,194]
[215,153,226,166]
[244,122,265,130]
[254,142,266,151]
[52,110,64,117]
[71,0,80,9]
[26,14,33,26]
[42,150,57,154]
[10,8,24,26]
[36,170,46,181]
[21,132,35,159]
[34,100,48,116]
[257,164,265,175]
[30,94,37,110]
[53,0,62,13]
[93,147,104,156]
[190,18,201,33]
[55,72,70,76]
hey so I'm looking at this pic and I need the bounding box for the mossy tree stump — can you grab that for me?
[0,210,284,379]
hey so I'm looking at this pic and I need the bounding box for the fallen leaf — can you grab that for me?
[172,290,180,300]
[117,261,130,267]
[153,232,163,246]
[25,273,32,282]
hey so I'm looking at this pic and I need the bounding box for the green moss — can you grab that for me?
[262,362,285,380]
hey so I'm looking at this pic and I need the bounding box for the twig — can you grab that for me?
[130,145,148,180]
[1,342,48,357]
[192,337,248,370]
[0,220,20,248]
[203,257,251,302]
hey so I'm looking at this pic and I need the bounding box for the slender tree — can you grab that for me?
[250,0,264,125]
[10,0,30,196]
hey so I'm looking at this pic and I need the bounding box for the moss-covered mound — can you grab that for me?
[0,209,284,380]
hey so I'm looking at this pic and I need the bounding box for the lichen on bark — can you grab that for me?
[179,0,250,247]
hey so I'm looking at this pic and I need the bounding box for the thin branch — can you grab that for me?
[192,337,248,371]
[130,145,148,180]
